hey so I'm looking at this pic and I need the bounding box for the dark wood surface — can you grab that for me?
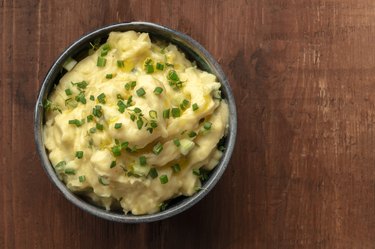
[1,0,375,248]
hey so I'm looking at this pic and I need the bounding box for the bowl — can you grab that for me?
[34,22,237,223]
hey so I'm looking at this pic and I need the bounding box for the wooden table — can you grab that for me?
[1,0,375,248]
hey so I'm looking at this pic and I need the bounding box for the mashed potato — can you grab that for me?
[43,31,229,215]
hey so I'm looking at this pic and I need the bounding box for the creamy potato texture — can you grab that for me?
[43,31,229,215]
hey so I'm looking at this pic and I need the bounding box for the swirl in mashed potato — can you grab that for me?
[43,31,229,215]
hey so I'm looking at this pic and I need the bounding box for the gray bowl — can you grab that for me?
[34,22,237,223]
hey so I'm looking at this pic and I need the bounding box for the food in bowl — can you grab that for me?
[43,31,229,215]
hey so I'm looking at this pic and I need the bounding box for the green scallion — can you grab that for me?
[98,176,109,185]
[97,93,106,104]
[79,175,86,182]
[159,175,168,184]
[110,161,116,168]
[171,108,181,118]
[75,151,83,159]
[65,88,73,96]
[105,74,113,79]
[173,138,180,147]
[136,87,146,97]
[139,156,147,166]
[192,103,199,111]
[117,60,124,68]
[96,123,104,131]
[149,110,157,119]
[148,168,158,179]
[92,105,103,117]
[136,118,144,130]
[111,145,121,156]
[203,122,212,130]
[188,131,197,138]
[97,56,106,67]
[153,87,163,95]
[68,119,84,127]
[87,115,94,122]
[156,62,164,71]
[114,123,122,129]
[171,163,181,173]
[163,109,170,119]
[153,142,163,155]
[64,168,76,175]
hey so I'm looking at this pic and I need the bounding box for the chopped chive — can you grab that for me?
[148,168,158,179]
[127,96,133,106]
[114,139,120,145]
[144,59,154,74]
[55,161,66,168]
[171,108,181,118]
[130,114,136,121]
[97,93,106,104]
[167,70,180,81]
[65,98,78,108]
[153,142,163,155]
[145,64,154,74]
[98,176,109,185]
[101,50,108,56]
[150,120,158,128]
[65,88,73,96]
[153,87,163,95]
[117,100,126,113]
[192,103,199,111]
[92,105,102,117]
[75,92,86,104]
[136,87,146,97]
[171,163,181,173]
[64,168,76,175]
[173,138,181,147]
[68,119,84,127]
[117,60,124,68]
[149,110,157,119]
[163,109,170,119]
[117,94,123,100]
[133,107,142,113]
[188,131,197,138]
[160,202,168,211]
[90,95,95,101]
[180,99,190,110]
[124,83,131,90]
[72,81,88,89]
[96,123,104,131]
[139,156,147,166]
[111,145,121,156]
[121,141,129,149]
[156,62,164,71]
[87,115,94,122]
[114,123,122,129]
[97,57,106,67]
[105,74,113,79]
[136,118,144,130]
[89,127,96,133]
[79,175,86,182]
[75,151,84,159]
[102,43,110,51]
[193,168,200,176]
[130,81,137,88]
[110,160,116,168]
[203,122,212,130]
[159,175,168,184]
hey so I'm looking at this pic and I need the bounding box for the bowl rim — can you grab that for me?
[34,21,237,223]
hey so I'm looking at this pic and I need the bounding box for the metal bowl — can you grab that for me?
[34,22,237,223]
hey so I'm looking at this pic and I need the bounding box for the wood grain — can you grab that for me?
[1,0,375,248]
